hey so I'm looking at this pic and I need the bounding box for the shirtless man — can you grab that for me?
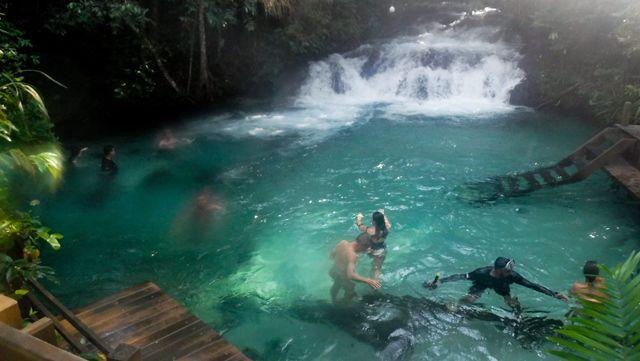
[570,260,607,303]
[330,233,381,304]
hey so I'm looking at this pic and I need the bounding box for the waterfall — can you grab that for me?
[200,27,525,141]
[296,28,524,115]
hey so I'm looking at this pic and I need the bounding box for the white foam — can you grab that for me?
[296,28,524,116]
[192,27,524,141]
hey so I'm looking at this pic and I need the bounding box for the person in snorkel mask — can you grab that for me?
[423,257,568,310]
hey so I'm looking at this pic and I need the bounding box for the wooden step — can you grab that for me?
[507,177,519,192]
[603,158,640,199]
[74,283,157,317]
[552,166,571,180]
[60,282,251,361]
[539,168,557,184]
[522,173,542,189]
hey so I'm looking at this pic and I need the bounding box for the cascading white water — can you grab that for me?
[296,28,524,115]
[200,27,525,142]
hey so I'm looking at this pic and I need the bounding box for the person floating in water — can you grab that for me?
[570,260,607,303]
[194,186,224,215]
[157,128,193,151]
[424,257,568,310]
[101,145,118,174]
[171,186,223,243]
[356,209,391,280]
[330,233,381,304]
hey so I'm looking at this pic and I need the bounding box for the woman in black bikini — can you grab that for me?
[356,209,392,280]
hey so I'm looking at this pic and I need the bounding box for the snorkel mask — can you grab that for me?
[494,257,515,271]
[505,259,515,271]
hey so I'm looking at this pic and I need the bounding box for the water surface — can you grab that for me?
[39,28,639,361]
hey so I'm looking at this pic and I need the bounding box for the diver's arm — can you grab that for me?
[439,273,469,283]
[514,273,566,300]
[424,273,468,289]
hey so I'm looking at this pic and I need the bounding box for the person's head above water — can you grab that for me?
[582,260,599,283]
[103,145,115,158]
[354,232,372,252]
[493,257,515,277]
[372,211,388,238]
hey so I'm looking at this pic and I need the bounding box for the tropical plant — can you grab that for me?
[0,14,64,298]
[547,251,640,360]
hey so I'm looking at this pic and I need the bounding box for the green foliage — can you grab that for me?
[46,0,384,100]
[0,253,55,298]
[0,10,38,73]
[0,15,63,298]
[548,251,640,360]
[500,0,640,124]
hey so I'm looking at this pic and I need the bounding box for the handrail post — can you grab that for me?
[622,101,633,125]
[27,279,113,355]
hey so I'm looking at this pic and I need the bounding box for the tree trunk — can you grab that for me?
[197,0,213,99]
[125,20,182,95]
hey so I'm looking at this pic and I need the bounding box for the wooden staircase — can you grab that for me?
[461,125,640,202]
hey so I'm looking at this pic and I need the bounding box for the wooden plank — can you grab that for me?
[126,314,200,348]
[574,138,636,180]
[77,284,160,320]
[569,154,588,168]
[74,283,157,316]
[603,158,640,199]
[101,304,187,345]
[141,321,212,360]
[78,289,165,325]
[85,293,173,335]
[0,322,86,361]
[522,173,542,189]
[64,282,252,361]
[539,168,557,184]
[552,166,571,180]
[507,177,519,192]
[616,124,640,140]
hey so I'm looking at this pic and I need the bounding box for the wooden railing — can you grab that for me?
[0,321,86,361]
[26,280,141,361]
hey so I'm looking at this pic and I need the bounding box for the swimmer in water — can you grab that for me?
[330,233,381,304]
[570,260,607,303]
[424,257,568,311]
[356,209,391,280]
[157,128,193,151]
[101,145,118,174]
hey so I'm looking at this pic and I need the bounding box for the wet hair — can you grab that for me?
[494,257,511,269]
[103,145,115,156]
[583,260,599,283]
[372,211,388,240]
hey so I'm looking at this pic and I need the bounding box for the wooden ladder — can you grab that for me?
[461,127,638,202]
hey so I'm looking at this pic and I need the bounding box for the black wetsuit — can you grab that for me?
[101,157,118,174]
[440,266,557,297]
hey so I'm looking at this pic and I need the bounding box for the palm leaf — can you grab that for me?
[548,251,640,360]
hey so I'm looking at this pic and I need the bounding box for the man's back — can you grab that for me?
[571,277,607,303]
[332,240,354,275]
